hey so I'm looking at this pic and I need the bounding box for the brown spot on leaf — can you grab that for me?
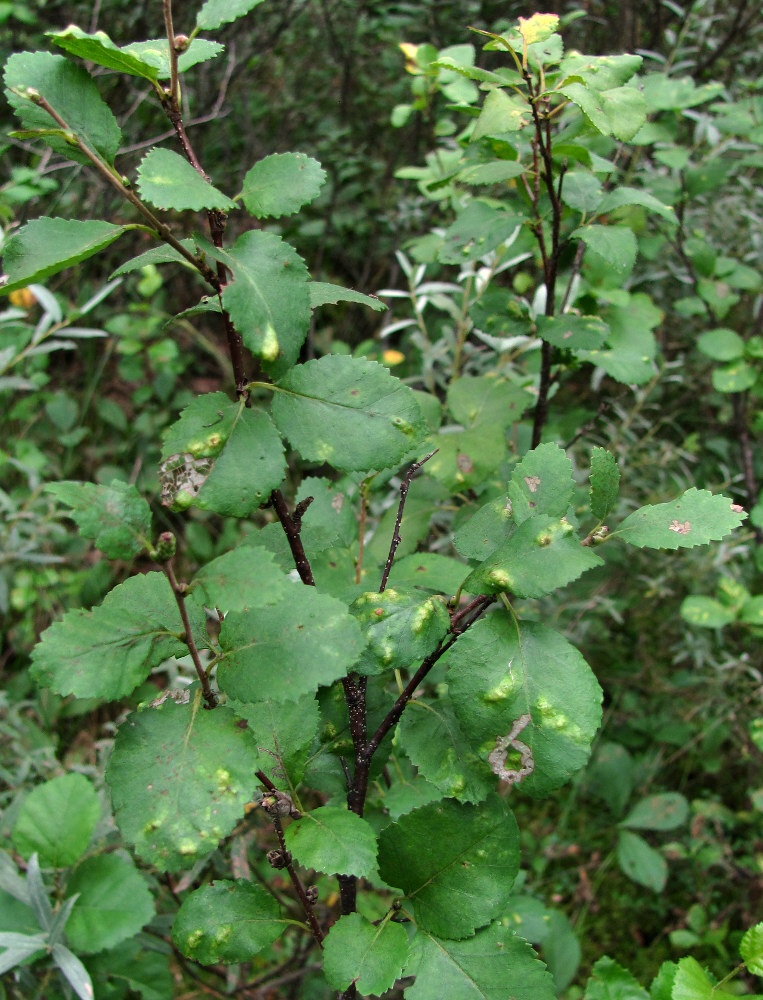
[524,475,541,493]
[456,452,474,473]
[669,520,691,534]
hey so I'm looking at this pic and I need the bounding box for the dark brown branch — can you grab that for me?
[268,490,316,586]
[379,450,437,592]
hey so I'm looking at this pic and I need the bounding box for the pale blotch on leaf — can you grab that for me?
[669,519,691,534]
[260,324,280,361]
[524,475,541,493]
[482,666,519,703]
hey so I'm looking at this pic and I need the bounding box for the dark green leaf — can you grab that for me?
[349,589,450,676]
[196,0,267,30]
[447,375,530,429]
[387,553,470,595]
[173,880,285,964]
[200,231,311,369]
[232,693,320,788]
[378,796,519,938]
[161,392,285,516]
[284,806,378,877]
[30,573,199,700]
[191,545,290,612]
[110,239,199,277]
[453,496,513,561]
[438,201,525,264]
[241,152,326,218]
[508,443,574,524]
[47,26,161,81]
[572,224,638,278]
[463,516,603,598]
[47,480,151,559]
[589,448,620,521]
[536,315,609,351]
[583,956,649,1000]
[597,187,676,225]
[404,923,556,1000]
[137,148,236,212]
[272,355,425,472]
[1,218,127,294]
[616,831,667,892]
[696,328,745,361]
[85,939,173,1000]
[12,774,99,867]
[65,855,154,954]
[621,793,688,831]
[217,588,365,703]
[4,51,121,164]
[309,282,386,312]
[107,699,261,871]
[614,489,747,549]
[323,913,409,996]
[426,425,507,492]
[560,82,646,140]
[446,616,603,796]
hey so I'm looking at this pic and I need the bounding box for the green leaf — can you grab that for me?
[387,553,470,595]
[560,82,646,140]
[616,830,667,892]
[472,88,532,139]
[232,693,320,788]
[85,939,172,1000]
[284,806,378,878]
[426,425,507,492]
[456,160,526,185]
[110,239,199,277]
[241,152,326,218]
[217,588,365,703]
[614,488,747,549]
[47,26,161,81]
[47,480,151,559]
[378,796,520,938]
[583,956,649,1000]
[107,700,261,871]
[650,961,678,1000]
[51,943,94,1000]
[349,589,450,676]
[4,51,121,164]
[508,443,575,525]
[463,516,603,598]
[671,957,715,1000]
[597,187,676,225]
[30,573,199,700]
[397,696,493,803]
[621,793,688,831]
[453,496,513,561]
[199,231,311,369]
[1,218,127,294]
[536,315,609,351]
[447,375,530,429]
[741,597,763,627]
[272,355,425,472]
[12,774,99,867]
[589,448,620,521]
[136,148,236,212]
[446,616,603,796]
[712,361,757,393]
[172,880,285,964]
[323,913,409,996]
[65,855,154,955]
[161,392,285,516]
[196,0,267,30]
[309,282,386,312]
[404,922,556,1000]
[574,293,660,385]
[680,596,735,629]
[740,923,763,976]
[572,224,638,279]
[120,39,223,79]
[191,545,290,613]
[438,201,525,264]
[696,327,745,361]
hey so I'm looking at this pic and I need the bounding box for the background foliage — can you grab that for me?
[0,1,761,998]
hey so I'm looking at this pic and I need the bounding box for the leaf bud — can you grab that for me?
[151,531,177,561]
[173,34,190,52]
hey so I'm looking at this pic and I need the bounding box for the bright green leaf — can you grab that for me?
[309,282,386,312]
[199,231,311,370]
[426,425,506,492]
[583,956,649,1000]
[447,375,529,429]
[404,922,556,1000]
[472,88,532,138]
[120,39,223,79]
[272,355,425,472]
[284,806,378,878]
[572,224,638,278]
[323,913,409,997]
[196,0,266,30]
[447,616,603,796]
[349,589,450,676]
[47,480,151,559]
[560,52,642,91]
[30,573,200,700]
[1,218,127,294]
[561,82,646,140]
[107,700,261,871]
[740,923,763,976]
[712,361,757,393]
[740,596,763,626]
[47,26,161,81]
[65,855,154,955]
[453,496,513,562]
[616,830,667,892]
[621,793,688,831]
[191,545,290,613]
[672,957,715,1000]
[232,693,320,788]
[536,315,609,351]
[12,774,99,867]
[590,448,620,521]
[110,239,199,277]
[4,51,121,164]
[696,328,745,362]
[137,148,236,212]
[172,880,285,964]
[241,152,326,218]
[508,443,574,524]
[438,200,525,264]
[614,488,747,549]
[378,796,520,938]
[597,187,676,225]
[680,596,735,629]
[387,553,470,595]
[217,588,365,703]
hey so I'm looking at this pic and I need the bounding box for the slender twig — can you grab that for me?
[379,450,437,592]
[161,556,217,709]
[268,490,316,586]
